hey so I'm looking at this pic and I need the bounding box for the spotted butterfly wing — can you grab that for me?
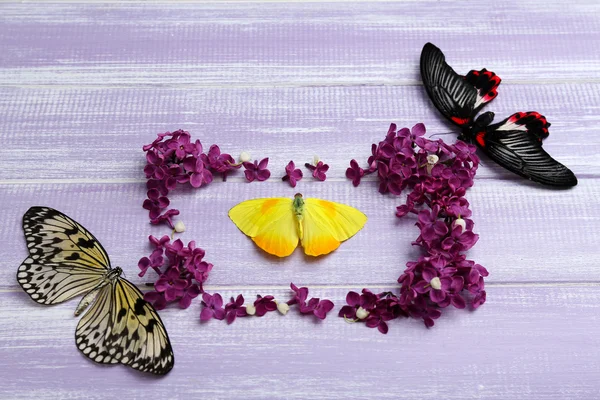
[420,42,501,127]
[476,112,577,187]
[18,207,111,304]
[76,278,174,375]
[17,206,174,375]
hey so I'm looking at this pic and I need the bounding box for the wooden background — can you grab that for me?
[1,1,599,398]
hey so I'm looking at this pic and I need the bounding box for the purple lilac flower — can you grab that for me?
[305,160,329,181]
[345,159,365,187]
[282,161,303,188]
[183,156,213,188]
[166,131,194,159]
[342,123,486,332]
[288,283,335,319]
[137,250,163,277]
[243,158,271,182]
[203,145,240,180]
[144,291,167,310]
[254,295,277,316]
[179,284,201,309]
[154,268,187,302]
[142,130,246,228]
[143,189,170,219]
[200,293,225,321]
[225,294,248,324]
[139,236,214,311]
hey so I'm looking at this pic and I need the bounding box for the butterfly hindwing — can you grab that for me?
[75,278,174,375]
[17,259,105,305]
[477,113,577,187]
[465,68,501,111]
[301,199,367,257]
[228,198,299,257]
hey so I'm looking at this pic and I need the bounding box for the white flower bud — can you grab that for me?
[430,277,442,290]
[173,221,186,233]
[356,307,369,320]
[239,151,251,163]
[454,218,466,232]
[245,304,256,316]
[313,155,320,165]
[277,302,290,315]
[426,154,439,174]
[427,154,439,165]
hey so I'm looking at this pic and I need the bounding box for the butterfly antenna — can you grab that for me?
[428,132,457,138]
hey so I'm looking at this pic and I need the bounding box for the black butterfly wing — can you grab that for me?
[420,43,501,127]
[475,112,577,187]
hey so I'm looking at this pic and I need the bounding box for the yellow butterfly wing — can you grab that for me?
[228,198,299,257]
[301,198,367,256]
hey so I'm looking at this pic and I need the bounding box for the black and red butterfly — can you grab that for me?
[420,42,577,187]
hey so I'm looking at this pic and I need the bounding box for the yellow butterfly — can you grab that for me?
[17,207,174,375]
[228,193,367,257]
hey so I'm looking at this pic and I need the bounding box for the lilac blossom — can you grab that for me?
[282,161,303,188]
[200,293,225,321]
[342,123,486,331]
[243,158,271,182]
[305,160,329,181]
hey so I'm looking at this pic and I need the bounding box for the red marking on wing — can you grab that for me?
[465,68,501,108]
[475,131,486,147]
[507,111,550,140]
[451,116,471,126]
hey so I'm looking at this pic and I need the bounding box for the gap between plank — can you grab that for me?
[1,80,599,90]
[1,281,600,294]
[0,174,598,185]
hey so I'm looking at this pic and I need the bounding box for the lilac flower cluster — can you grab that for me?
[200,283,335,324]
[143,130,242,227]
[341,123,488,331]
[139,235,213,310]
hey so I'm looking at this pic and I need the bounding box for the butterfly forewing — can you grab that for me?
[75,278,174,375]
[18,207,110,304]
[301,199,367,257]
[420,43,479,127]
[22,207,111,268]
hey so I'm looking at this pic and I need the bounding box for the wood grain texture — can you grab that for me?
[2,286,600,399]
[1,179,598,289]
[0,84,597,181]
[1,1,599,398]
[1,1,599,86]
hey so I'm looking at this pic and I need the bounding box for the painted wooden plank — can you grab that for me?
[1,178,598,289]
[2,285,600,399]
[0,84,596,181]
[1,1,599,86]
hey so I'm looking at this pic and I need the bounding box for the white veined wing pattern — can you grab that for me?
[17,207,174,375]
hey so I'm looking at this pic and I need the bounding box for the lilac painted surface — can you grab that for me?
[1,1,599,399]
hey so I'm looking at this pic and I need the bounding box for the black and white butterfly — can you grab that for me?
[420,42,577,187]
[17,207,174,375]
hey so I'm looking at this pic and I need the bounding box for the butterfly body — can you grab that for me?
[17,207,174,375]
[228,194,367,257]
[74,266,122,317]
[420,42,577,187]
